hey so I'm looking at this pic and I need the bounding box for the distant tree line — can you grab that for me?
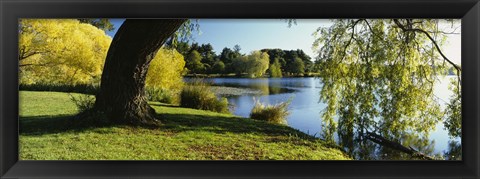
[174,42,314,77]
[260,48,313,77]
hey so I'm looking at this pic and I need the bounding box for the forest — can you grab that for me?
[173,42,314,77]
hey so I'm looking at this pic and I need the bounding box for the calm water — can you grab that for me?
[198,77,461,160]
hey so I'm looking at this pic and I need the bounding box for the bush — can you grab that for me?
[145,87,178,104]
[250,98,291,124]
[180,80,230,113]
[146,48,186,91]
[69,93,96,113]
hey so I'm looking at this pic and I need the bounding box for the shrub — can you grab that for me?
[211,97,229,114]
[250,98,291,124]
[145,87,178,104]
[69,93,96,113]
[146,48,186,91]
[180,80,230,113]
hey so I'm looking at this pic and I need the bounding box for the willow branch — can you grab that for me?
[393,19,461,73]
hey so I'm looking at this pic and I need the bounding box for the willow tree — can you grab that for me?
[232,51,270,78]
[94,19,187,125]
[313,19,461,158]
[19,19,112,85]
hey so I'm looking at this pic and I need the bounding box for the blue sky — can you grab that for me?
[107,19,330,58]
[107,19,460,64]
[106,19,125,37]
[189,19,331,58]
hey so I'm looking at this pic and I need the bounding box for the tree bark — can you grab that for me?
[94,19,186,125]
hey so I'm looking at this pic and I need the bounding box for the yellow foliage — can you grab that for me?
[19,19,112,85]
[20,19,186,93]
[146,48,186,90]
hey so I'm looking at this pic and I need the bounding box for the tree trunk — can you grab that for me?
[365,131,436,160]
[94,19,186,125]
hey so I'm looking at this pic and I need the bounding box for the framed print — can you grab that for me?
[1,0,479,178]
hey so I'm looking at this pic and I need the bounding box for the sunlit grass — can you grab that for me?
[19,91,351,160]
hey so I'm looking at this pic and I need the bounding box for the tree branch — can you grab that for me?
[393,19,461,73]
[340,19,362,61]
[19,51,44,61]
[19,61,59,67]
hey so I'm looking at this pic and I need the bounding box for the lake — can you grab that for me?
[189,77,461,160]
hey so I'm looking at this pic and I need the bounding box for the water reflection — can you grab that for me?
[205,78,298,95]
[444,140,462,160]
[198,77,460,160]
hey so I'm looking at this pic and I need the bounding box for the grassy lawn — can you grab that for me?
[19,91,351,160]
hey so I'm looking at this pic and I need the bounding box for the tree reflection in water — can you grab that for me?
[444,140,462,160]
[314,19,461,160]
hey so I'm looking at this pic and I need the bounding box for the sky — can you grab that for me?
[107,19,461,65]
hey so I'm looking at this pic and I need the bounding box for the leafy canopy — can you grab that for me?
[146,48,186,91]
[232,51,270,78]
[185,50,206,74]
[269,58,283,78]
[20,19,187,94]
[313,19,460,147]
[19,19,112,85]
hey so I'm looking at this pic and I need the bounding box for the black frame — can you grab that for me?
[1,0,479,178]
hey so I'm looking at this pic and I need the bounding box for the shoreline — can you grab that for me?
[210,86,263,96]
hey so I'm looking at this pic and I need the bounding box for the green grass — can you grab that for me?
[19,91,351,160]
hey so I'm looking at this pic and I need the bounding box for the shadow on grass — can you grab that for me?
[157,113,315,140]
[20,115,116,136]
[20,110,315,142]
